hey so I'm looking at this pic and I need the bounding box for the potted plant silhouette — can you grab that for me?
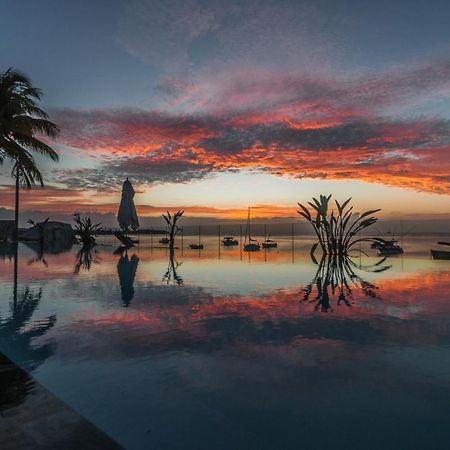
[73,213,102,247]
[297,195,380,257]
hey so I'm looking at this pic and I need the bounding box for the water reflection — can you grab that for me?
[75,244,101,274]
[302,254,391,312]
[0,242,15,261]
[0,286,56,373]
[23,239,73,259]
[117,251,139,306]
[163,249,183,285]
[0,245,57,371]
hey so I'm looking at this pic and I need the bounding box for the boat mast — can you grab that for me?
[248,206,257,242]
[244,207,250,244]
[247,206,251,242]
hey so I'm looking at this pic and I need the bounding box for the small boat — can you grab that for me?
[371,238,398,249]
[159,237,170,244]
[222,236,238,246]
[189,226,203,250]
[431,250,450,260]
[431,242,450,260]
[262,233,277,248]
[243,207,260,252]
[262,240,277,248]
[377,245,403,255]
[189,243,204,250]
[244,243,261,252]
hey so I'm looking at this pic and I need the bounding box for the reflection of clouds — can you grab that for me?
[44,267,450,363]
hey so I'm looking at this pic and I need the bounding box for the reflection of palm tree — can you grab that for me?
[117,252,139,306]
[163,248,183,285]
[302,254,391,312]
[0,244,56,413]
[0,244,56,373]
[0,286,56,373]
[75,244,101,274]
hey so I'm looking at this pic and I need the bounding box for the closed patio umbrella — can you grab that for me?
[117,178,139,232]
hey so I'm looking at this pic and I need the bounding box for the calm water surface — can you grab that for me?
[1,235,450,449]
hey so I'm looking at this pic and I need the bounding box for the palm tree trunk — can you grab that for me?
[14,166,20,242]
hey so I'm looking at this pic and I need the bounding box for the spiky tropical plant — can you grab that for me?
[297,195,380,256]
[162,210,184,250]
[27,217,49,244]
[73,213,102,247]
[0,68,59,241]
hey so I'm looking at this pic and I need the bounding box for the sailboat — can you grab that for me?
[189,226,204,249]
[262,231,278,248]
[243,207,260,252]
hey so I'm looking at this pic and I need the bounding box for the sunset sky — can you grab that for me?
[1,0,449,225]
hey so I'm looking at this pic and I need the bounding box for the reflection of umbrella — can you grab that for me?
[117,254,139,307]
[117,178,139,232]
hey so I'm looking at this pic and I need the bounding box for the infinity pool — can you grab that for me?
[1,236,450,449]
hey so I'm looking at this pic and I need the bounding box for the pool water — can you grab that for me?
[1,235,450,449]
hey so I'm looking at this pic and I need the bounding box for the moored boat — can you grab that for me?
[222,236,238,246]
[189,243,204,250]
[189,226,204,250]
[431,242,450,260]
[377,245,403,255]
[371,238,398,249]
[261,231,277,248]
[262,239,278,248]
[244,242,261,252]
[431,249,450,260]
[243,207,260,252]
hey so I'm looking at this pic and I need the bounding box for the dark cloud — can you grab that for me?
[48,56,450,194]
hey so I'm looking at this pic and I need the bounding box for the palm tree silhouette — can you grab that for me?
[0,68,59,241]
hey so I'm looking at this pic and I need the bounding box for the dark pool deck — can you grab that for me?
[0,354,122,450]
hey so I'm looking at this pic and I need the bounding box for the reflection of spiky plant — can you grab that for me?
[302,254,391,312]
[297,195,380,256]
[73,213,102,246]
[163,249,183,285]
[74,245,101,273]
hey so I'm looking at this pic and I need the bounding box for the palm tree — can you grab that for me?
[0,68,59,241]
